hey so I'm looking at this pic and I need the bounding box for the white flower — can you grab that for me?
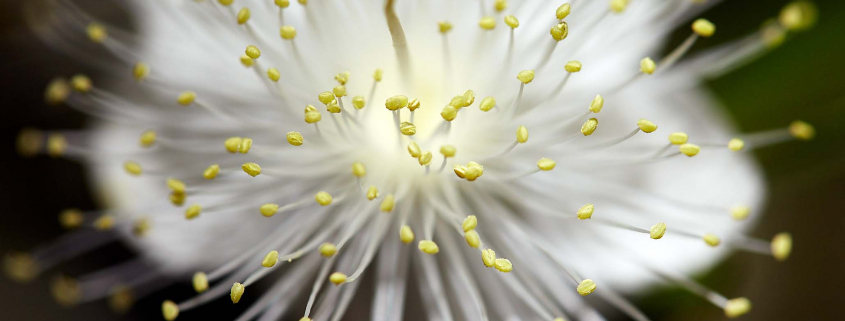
[10,0,818,320]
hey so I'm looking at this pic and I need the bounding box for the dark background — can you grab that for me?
[1,0,843,320]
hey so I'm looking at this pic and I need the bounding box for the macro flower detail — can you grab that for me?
[6,0,821,320]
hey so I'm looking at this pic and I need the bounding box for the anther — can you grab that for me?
[692,19,716,37]
[373,69,383,82]
[517,126,529,143]
[771,232,792,261]
[650,223,667,239]
[230,282,245,303]
[167,178,186,194]
[551,22,569,41]
[225,137,243,153]
[703,234,721,247]
[193,272,209,293]
[537,158,557,171]
[589,95,604,113]
[669,132,688,145]
[504,15,519,29]
[465,230,481,248]
[577,279,596,296]
[495,0,508,12]
[320,243,338,257]
[367,186,379,200]
[139,130,156,147]
[479,16,496,30]
[59,209,84,229]
[280,26,297,40]
[262,251,279,267]
[177,91,196,106]
[124,161,142,176]
[637,119,658,133]
[480,97,496,111]
[260,203,280,217]
[70,75,92,93]
[419,151,433,166]
[242,162,262,177]
[610,0,629,13]
[400,122,417,136]
[93,215,115,231]
[494,258,513,272]
[352,96,365,109]
[329,272,347,285]
[185,204,201,220]
[380,194,395,213]
[481,249,496,267]
[408,142,422,158]
[462,215,478,232]
[133,62,150,81]
[788,120,814,140]
[724,297,752,318]
[441,106,458,121]
[245,45,261,59]
[679,143,701,157]
[440,145,457,158]
[203,164,220,180]
[640,57,656,75]
[418,240,439,254]
[556,3,571,20]
[238,138,253,153]
[730,206,750,221]
[267,68,281,82]
[438,21,453,34]
[728,138,745,151]
[352,162,366,178]
[86,23,107,43]
[333,85,347,97]
[162,300,179,321]
[577,204,594,220]
[565,60,582,73]
[287,131,304,146]
[517,70,535,84]
[400,225,414,244]
[315,192,333,206]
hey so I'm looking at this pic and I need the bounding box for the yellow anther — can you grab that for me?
[108,286,133,313]
[550,22,569,41]
[305,110,322,123]
[380,194,395,212]
[440,145,457,158]
[479,97,496,111]
[70,75,92,93]
[494,258,513,272]
[479,16,496,30]
[240,55,254,67]
[59,209,84,229]
[730,206,751,221]
[703,233,721,247]
[203,164,220,180]
[779,1,817,31]
[262,251,279,267]
[771,232,792,261]
[193,272,209,293]
[315,191,333,206]
[46,133,66,157]
[238,137,253,153]
[516,125,530,143]
[237,7,251,24]
[554,318,566,321]
[177,91,196,106]
[407,99,421,112]
[589,94,604,113]
[761,20,787,48]
[351,162,366,178]
[462,91,476,106]
[399,225,414,244]
[267,68,281,82]
[245,45,261,59]
[692,18,716,37]
[167,178,186,194]
[462,215,478,232]
[610,0,629,13]
[298,0,307,4]
[440,106,458,121]
[495,0,508,12]
[481,249,496,267]
[139,130,156,147]
[537,158,557,171]
[576,279,596,296]
[132,217,151,236]
[93,215,115,231]
[242,162,262,177]
[260,203,280,217]
[565,60,582,73]
[637,119,658,133]
[133,62,149,81]
[679,143,701,157]
[418,240,440,254]
[218,0,234,5]
[385,95,409,110]
[86,23,107,43]
[640,57,656,74]
[517,70,535,84]
[225,137,243,153]
[280,26,297,40]
[577,203,594,220]
[287,131,304,146]
[124,161,142,176]
[332,85,347,97]
[580,117,599,136]
[504,15,519,29]
[300,318,312,321]
[326,100,341,113]
[170,192,186,206]
[418,151,433,166]
[668,132,688,145]
[275,0,290,8]
[4,252,38,282]
[45,78,70,105]
[728,138,745,151]
[373,69,383,82]
[438,21,453,34]
[335,71,350,85]
[650,222,667,239]
[319,243,338,257]
[230,282,245,304]
[464,162,484,181]
[400,122,417,136]
[407,142,421,157]
[788,120,814,140]
[556,3,572,20]
[162,300,179,321]
[185,204,202,220]
[367,186,379,200]
[450,95,465,108]
[724,297,752,318]
[16,128,43,157]
[454,165,467,179]
[329,272,347,285]
[318,91,335,105]
[347,96,364,110]
[465,230,481,248]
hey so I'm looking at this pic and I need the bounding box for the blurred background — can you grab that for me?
[0,0,842,320]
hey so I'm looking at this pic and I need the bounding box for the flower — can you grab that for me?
[8,0,818,320]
